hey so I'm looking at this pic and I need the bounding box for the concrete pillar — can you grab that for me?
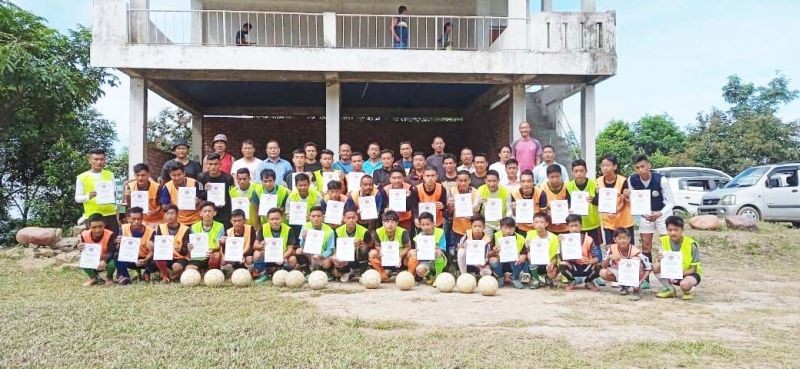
[325,81,341,152]
[129,77,148,178]
[190,0,202,44]
[541,0,553,11]
[581,0,597,12]
[507,0,528,49]
[191,115,204,161]
[580,84,597,177]
[323,12,337,47]
[510,84,526,143]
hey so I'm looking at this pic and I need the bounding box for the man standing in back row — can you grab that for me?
[75,148,119,231]
[511,121,543,172]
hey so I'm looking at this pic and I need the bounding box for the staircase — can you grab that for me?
[525,89,580,172]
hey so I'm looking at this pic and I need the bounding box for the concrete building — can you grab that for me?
[91,0,616,177]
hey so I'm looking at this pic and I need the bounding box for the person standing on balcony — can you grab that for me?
[532,145,569,185]
[160,139,202,183]
[203,134,233,174]
[512,121,544,173]
[438,21,453,50]
[235,23,254,46]
[231,139,262,180]
[392,5,409,49]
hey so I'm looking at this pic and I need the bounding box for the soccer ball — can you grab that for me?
[478,275,499,296]
[285,270,305,288]
[360,269,382,289]
[395,271,415,291]
[308,271,329,290]
[231,268,253,287]
[457,273,477,293]
[435,272,456,293]
[179,269,201,287]
[272,269,289,287]
[203,269,225,287]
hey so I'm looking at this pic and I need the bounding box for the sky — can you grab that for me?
[11,0,800,149]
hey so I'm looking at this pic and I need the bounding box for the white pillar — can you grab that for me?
[326,81,341,152]
[581,0,596,12]
[510,84,526,143]
[129,77,148,178]
[507,0,528,49]
[322,12,337,47]
[191,115,203,161]
[541,0,553,11]
[580,84,597,177]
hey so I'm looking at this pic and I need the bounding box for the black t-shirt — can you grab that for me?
[196,171,235,226]
[160,159,203,182]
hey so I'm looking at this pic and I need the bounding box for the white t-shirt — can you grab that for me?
[231,158,263,180]
[489,161,518,185]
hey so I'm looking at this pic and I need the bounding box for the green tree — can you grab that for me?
[147,107,192,152]
[632,114,685,157]
[596,120,636,174]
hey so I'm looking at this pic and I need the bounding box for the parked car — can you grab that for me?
[668,176,730,217]
[697,162,800,225]
[654,167,731,180]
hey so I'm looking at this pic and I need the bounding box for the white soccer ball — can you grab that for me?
[308,270,329,290]
[285,270,306,288]
[360,269,382,289]
[478,275,499,296]
[179,269,201,287]
[435,272,456,293]
[231,268,253,287]
[272,269,289,287]
[457,273,477,293]
[395,271,415,291]
[203,269,225,287]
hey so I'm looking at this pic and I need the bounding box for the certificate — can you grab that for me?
[415,235,436,261]
[263,238,284,263]
[528,238,550,265]
[258,193,278,216]
[205,183,226,207]
[418,202,437,223]
[224,237,244,262]
[153,236,174,261]
[381,241,400,267]
[288,201,307,225]
[189,233,209,259]
[177,186,196,211]
[660,251,684,280]
[95,181,115,205]
[465,240,485,266]
[598,187,618,214]
[346,172,364,194]
[388,189,407,212]
[618,258,641,287]
[560,233,582,260]
[484,198,503,222]
[79,243,102,269]
[630,190,652,216]
[322,171,340,193]
[303,229,324,255]
[570,191,589,216]
[117,237,141,263]
[130,191,149,214]
[498,236,518,263]
[324,200,344,225]
[454,193,473,218]
[231,197,250,219]
[335,237,355,262]
[515,199,534,224]
[358,196,378,220]
[550,200,569,224]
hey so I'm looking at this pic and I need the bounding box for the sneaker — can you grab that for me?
[682,291,695,301]
[520,272,531,284]
[641,280,651,290]
[512,280,523,289]
[497,278,505,288]
[595,278,606,286]
[118,277,131,286]
[618,286,629,295]
[656,287,676,298]
[255,274,270,284]
[629,290,642,301]
[339,271,352,283]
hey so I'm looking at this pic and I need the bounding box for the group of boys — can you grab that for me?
[74,133,702,301]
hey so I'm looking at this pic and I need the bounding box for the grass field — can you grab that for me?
[0,223,798,369]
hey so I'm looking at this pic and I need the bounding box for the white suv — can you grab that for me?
[653,167,732,217]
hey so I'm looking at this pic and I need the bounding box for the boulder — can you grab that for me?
[54,251,79,265]
[688,215,722,231]
[69,225,86,237]
[725,215,758,231]
[15,227,62,246]
[55,237,79,251]
[38,247,55,258]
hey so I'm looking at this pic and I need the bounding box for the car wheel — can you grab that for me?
[673,207,690,219]
[737,206,760,222]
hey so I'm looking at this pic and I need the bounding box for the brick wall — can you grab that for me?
[146,145,173,179]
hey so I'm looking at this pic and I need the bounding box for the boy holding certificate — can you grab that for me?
[599,228,651,301]
[334,209,373,282]
[187,201,224,272]
[75,149,119,232]
[412,212,447,284]
[510,170,539,234]
[597,155,634,245]
[455,216,492,277]
[253,208,300,284]
[447,170,478,245]
[258,169,290,226]
[152,204,190,281]
[347,175,387,231]
[298,206,338,274]
[322,180,350,227]
[384,168,414,232]
[566,160,602,244]
[524,212,560,289]
[124,163,162,226]
[229,168,263,228]
[160,162,204,226]
[474,170,512,233]
[77,214,117,286]
[557,215,602,291]
[489,217,528,289]
[368,211,412,282]
[115,207,154,284]
[537,164,571,234]
[286,173,322,232]
[220,209,257,273]
[653,216,703,300]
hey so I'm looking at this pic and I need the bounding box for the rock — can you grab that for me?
[54,251,79,265]
[15,227,62,246]
[55,237,79,251]
[23,248,35,259]
[69,225,85,237]
[725,215,758,231]
[39,248,55,258]
[688,215,722,231]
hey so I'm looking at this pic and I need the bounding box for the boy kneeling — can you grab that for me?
[599,227,651,300]
[653,216,703,300]
[558,214,602,291]
[77,214,117,286]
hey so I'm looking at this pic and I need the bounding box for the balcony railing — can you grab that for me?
[126,9,615,52]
